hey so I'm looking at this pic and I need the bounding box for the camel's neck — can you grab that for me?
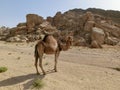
[66,41,71,49]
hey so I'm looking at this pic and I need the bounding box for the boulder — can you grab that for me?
[82,12,95,24]
[40,21,57,32]
[101,23,120,38]
[91,27,105,44]
[105,37,119,45]
[9,26,27,36]
[6,35,28,42]
[91,40,102,48]
[73,37,87,46]
[85,12,95,21]
[17,22,26,27]
[52,12,63,27]
[26,14,44,32]
[26,34,41,42]
[46,16,53,24]
[0,26,10,36]
[6,36,20,42]
[15,26,27,35]
[84,21,95,32]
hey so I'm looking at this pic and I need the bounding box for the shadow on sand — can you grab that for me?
[0,73,44,89]
[0,70,55,90]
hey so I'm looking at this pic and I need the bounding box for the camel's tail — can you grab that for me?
[34,44,39,58]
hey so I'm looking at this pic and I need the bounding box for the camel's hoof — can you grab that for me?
[36,72,40,75]
[43,72,46,75]
[55,70,57,72]
[43,73,46,75]
[54,69,57,72]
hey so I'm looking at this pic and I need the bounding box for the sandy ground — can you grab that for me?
[0,41,120,90]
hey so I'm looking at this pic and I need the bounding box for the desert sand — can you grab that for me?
[0,41,120,90]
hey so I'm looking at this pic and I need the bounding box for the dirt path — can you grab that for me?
[0,41,120,90]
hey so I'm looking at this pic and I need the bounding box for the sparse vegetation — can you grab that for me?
[31,45,34,47]
[0,67,8,73]
[21,52,24,54]
[8,53,12,55]
[44,62,49,66]
[17,57,21,60]
[32,78,44,90]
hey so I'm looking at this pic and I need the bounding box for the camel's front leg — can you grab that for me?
[54,50,60,72]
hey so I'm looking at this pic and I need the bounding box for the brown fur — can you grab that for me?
[34,35,73,75]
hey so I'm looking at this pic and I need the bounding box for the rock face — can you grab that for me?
[4,14,58,42]
[26,14,44,32]
[90,27,105,48]
[40,21,57,32]
[100,23,120,38]
[17,22,26,27]
[84,21,95,32]
[91,27,105,44]
[105,37,119,45]
[2,9,120,48]
[91,40,102,48]
[46,10,120,48]
[6,35,28,42]
[73,37,87,46]
[0,26,10,40]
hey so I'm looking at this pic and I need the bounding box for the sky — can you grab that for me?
[0,0,120,28]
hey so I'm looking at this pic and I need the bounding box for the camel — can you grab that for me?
[34,34,73,75]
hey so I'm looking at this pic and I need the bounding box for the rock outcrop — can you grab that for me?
[91,27,105,44]
[6,35,28,42]
[46,10,120,48]
[1,8,120,48]
[26,14,44,32]
[0,26,10,40]
[90,27,105,48]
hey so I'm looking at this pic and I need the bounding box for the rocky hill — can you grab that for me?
[0,8,120,48]
[70,8,120,24]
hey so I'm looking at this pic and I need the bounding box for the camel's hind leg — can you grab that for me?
[35,56,39,75]
[54,50,60,72]
[39,54,46,75]
[34,44,39,75]
[37,44,46,75]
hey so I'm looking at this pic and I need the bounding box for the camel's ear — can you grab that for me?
[67,36,71,40]
[68,31,74,36]
[66,36,73,41]
[69,36,73,41]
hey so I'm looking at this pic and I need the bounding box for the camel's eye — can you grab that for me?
[68,36,73,41]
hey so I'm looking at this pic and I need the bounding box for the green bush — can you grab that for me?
[0,67,8,73]
[32,78,44,90]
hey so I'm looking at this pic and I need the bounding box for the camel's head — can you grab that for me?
[66,36,73,46]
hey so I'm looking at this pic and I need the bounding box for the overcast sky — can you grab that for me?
[0,0,120,27]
